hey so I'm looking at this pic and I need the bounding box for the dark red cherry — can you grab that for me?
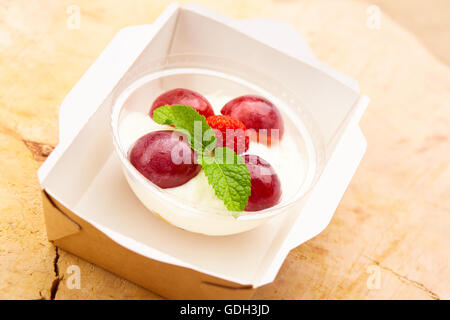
[149,88,214,118]
[129,130,201,188]
[221,95,284,144]
[244,154,281,211]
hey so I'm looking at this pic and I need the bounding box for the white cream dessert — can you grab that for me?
[119,92,306,213]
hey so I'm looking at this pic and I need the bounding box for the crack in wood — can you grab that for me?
[53,246,60,277]
[22,139,55,161]
[364,255,440,300]
[50,246,61,300]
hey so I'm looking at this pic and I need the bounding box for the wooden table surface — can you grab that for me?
[1,0,449,300]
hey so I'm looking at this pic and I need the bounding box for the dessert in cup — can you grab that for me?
[110,56,322,235]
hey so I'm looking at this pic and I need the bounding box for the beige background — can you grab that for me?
[0,0,449,299]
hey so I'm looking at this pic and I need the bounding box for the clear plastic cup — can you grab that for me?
[110,54,325,235]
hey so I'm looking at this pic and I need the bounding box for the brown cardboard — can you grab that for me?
[42,190,255,300]
[42,191,80,241]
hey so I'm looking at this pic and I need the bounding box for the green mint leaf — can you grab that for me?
[201,147,251,214]
[153,105,251,213]
[153,105,215,155]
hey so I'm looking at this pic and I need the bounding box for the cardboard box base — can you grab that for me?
[38,4,369,299]
[42,191,255,300]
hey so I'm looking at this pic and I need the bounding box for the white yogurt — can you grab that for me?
[118,93,306,212]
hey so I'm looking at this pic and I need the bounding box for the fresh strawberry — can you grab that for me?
[206,115,250,154]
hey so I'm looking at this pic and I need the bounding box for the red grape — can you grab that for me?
[221,95,284,144]
[149,88,214,118]
[244,154,281,211]
[129,130,201,188]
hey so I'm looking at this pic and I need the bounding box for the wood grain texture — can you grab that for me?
[0,0,448,300]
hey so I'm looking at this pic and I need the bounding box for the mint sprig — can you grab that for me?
[153,105,215,155]
[153,105,251,213]
[202,148,251,213]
